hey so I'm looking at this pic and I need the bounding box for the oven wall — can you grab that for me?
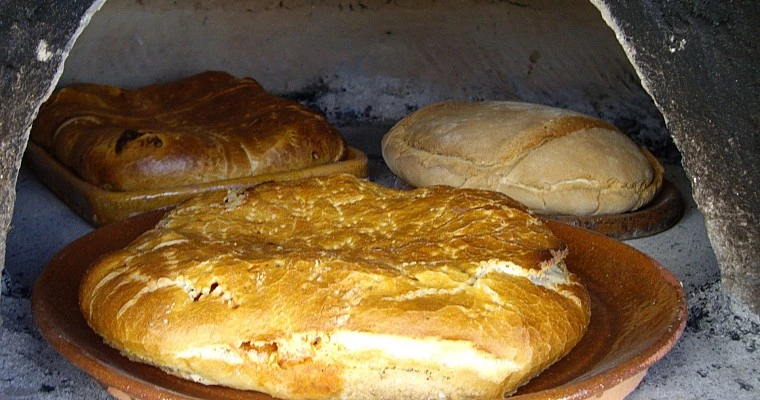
[59,0,675,159]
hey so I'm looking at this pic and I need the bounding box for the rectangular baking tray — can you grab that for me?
[24,142,368,226]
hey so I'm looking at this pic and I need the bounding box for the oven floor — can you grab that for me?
[2,127,758,399]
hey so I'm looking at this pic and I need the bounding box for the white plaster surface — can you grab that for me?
[55,0,674,160]
[1,126,758,399]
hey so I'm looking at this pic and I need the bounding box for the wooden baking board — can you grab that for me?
[24,142,368,226]
[32,209,687,400]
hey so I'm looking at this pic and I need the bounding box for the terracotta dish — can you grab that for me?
[541,179,684,240]
[32,209,686,400]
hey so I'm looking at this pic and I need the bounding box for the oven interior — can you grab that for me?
[1,0,758,399]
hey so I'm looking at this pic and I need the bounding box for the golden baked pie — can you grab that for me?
[79,174,591,399]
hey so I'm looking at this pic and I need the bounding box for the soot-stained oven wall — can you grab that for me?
[58,0,675,158]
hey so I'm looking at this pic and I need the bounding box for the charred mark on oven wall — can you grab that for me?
[338,2,369,12]
[263,2,291,11]
[330,105,381,123]
[499,0,529,8]
[115,129,163,154]
[39,384,55,393]
[281,77,329,107]
[528,50,541,76]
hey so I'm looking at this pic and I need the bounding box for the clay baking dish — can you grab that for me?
[32,209,687,400]
[542,180,684,240]
[24,142,368,226]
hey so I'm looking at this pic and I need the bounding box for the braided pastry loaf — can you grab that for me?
[79,174,590,399]
[31,71,346,191]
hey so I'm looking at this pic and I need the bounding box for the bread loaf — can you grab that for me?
[31,71,346,191]
[382,101,663,216]
[79,174,590,400]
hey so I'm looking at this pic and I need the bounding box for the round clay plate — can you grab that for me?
[540,179,685,240]
[32,209,686,400]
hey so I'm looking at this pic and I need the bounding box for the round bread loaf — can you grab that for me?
[79,174,590,400]
[382,101,664,216]
[31,71,346,191]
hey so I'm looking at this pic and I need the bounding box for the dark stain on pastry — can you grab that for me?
[146,136,163,149]
[115,129,145,154]
[115,130,164,153]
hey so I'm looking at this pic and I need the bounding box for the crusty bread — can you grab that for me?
[31,71,346,191]
[382,101,664,216]
[79,174,590,400]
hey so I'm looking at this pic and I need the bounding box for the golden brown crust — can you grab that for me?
[79,174,590,399]
[382,101,664,216]
[31,71,346,191]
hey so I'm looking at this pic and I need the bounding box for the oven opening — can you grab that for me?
[1,1,757,399]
